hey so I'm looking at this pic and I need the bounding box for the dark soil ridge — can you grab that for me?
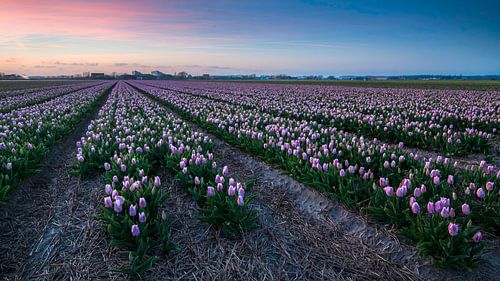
[135,86,500,281]
[0,85,114,280]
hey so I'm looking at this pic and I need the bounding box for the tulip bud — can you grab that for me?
[383,186,394,197]
[411,202,420,214]
[207,186,215,196]
[139,197,147,208]
[476,188,486,199]
[448,223,459,236]
[440,207,450,218]
[105,184,112,194]
[104,196,112,208]
[427,201,435,214]
[129,204,137,216]
[237,195,244,206]
[472,231,482,243]
[447,175,454,185]
[461,203,470,215]
[228,186,235,197]
[339,169,346,177]
[114,200,123,213]
[131,225,140,237]
[139,212,146,223]
[433,176,440,185]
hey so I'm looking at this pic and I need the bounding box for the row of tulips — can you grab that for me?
[0,81,105,113]
[139,81,498,156]
[75,82,256,277]
[0,82,81,98]
[133,81,498,270]
[0,82,115,204]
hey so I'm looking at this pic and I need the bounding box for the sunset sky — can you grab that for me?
[1,0,499,76]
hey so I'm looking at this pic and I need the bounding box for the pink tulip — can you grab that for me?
[472,231,482,243]
[207,186,215,196]
[411,202,420,214]
[104,197,112,208]
[448,223,459,236]
[383,186,394,197]
[461,203,470,215]
[131,225,140,237]
[476,188,485,199]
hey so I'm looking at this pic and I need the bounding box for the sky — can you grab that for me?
[1,0,499,76]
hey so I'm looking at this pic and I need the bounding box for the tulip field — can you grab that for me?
[0,80,498,279]
[0,81,113,202]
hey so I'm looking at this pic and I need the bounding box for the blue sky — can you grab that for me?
[1,0,499,75]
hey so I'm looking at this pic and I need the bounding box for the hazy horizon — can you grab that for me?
[1,0,499,76]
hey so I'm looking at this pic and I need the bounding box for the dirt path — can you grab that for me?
[0,89,113,280]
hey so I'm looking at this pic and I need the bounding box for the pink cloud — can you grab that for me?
[0,0,203,40]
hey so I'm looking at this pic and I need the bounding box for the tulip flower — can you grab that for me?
[114,200,123,213]
[139,197,147,208]
[104,196,112,208]
[207,186,215,197]
[447,175,454,185]
[139,212,146,223]
[427,201,435,214]
[485,181,494,191]
[131,225,140,237]
[396,186,407,197]
[129,204,137,216]
[339,169,346,177]
[461,203,470,215]
[440,207,450,218]
[472,231,482,243]
[383,186,394,197]
[448,223,459,236]
[476,188,486,199]
[228,186,235,197]
[433,176,440,185]
[413,187,422,197]
[237,195,244,206]
[104,162,111,171]
[105,184,112,194]
[411,202,420,214]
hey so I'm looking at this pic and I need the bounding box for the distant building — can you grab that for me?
[151,70,165,77]
[90,73,105,79]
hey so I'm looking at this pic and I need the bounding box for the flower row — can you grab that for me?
[0,82,114,203]
[0,81,105,112]
[139,81,498,156]
[76,82,256,277]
